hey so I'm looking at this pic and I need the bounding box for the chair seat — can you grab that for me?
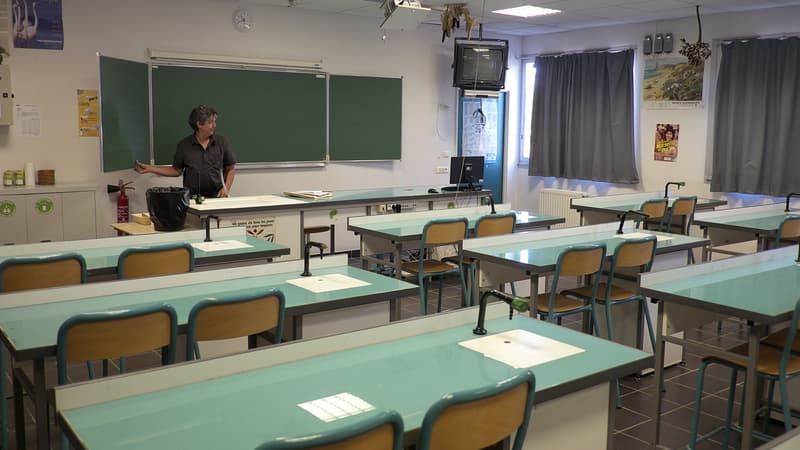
[401,260,457,274]
[535,293,587,314]
[563,283,637,303]
[441,255,475,266]
[706,343,800,377]
[762,328,800,353]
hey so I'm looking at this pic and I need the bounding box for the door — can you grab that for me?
[457,92,506,202]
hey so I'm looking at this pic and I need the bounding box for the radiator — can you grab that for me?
[537,189,585,229]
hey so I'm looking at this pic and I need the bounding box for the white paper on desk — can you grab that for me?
[286,274,370,293]
[618,232,673,242]
[459,329,585,369]
[298,392,375,423]
[190,240,253,252]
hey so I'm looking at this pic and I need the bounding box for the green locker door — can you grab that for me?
[457,93,505,202]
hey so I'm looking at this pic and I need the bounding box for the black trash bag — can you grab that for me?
[146,187,190,232]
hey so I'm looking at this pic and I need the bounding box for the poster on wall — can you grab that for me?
[77,89,99,137]
[654,123,679,162]
[643,55,703,109]
[461,97,498,161]
[13,0,64,50]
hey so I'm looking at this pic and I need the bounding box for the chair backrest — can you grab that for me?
[417,369,536,450]
[117,242,195,279]
[548,244,607,304]
[475,212,516,238]
[422,218,468,246]
[639,198,668,230]
[186,289,285,361]
[777,215,800,245]
[255,410,404,450]
[666,196,697,234]
[613,236,657,270]
[0,253,87,292]
[56,304,178,385]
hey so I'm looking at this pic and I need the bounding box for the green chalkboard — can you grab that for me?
[329,75,402,161]
[99,56,150,172]
[151,65,326,165]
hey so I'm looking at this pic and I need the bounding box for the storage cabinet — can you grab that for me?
[0,185,97,244]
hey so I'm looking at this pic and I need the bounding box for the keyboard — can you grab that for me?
[441,185,482,192]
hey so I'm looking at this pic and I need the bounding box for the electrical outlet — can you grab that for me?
[378,204,387,213]
[435,166,449,174]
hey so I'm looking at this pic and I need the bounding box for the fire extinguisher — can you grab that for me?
[107,180,135,236]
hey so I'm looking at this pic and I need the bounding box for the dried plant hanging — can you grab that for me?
[680,5,711,66]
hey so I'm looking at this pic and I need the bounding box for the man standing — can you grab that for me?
[136,105,236,198]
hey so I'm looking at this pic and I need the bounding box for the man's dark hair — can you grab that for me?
[188,105,218,131]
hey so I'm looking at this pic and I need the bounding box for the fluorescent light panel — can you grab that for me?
[492,5,561,18]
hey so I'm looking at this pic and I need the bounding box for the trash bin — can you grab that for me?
[146,187,190,232]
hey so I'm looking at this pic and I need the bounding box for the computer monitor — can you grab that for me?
[449,156,484,188]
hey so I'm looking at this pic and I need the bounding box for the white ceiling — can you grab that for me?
[241,0,800,35]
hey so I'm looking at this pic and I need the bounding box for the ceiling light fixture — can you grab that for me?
[492,5,560,18]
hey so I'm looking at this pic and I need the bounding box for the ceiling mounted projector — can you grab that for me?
[381,0,431,30]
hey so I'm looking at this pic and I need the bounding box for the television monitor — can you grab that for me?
[449,156,484,187]
[452,39,508,91]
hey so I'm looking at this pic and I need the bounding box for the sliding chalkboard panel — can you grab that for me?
[151,65,326,164]
[99,56,150,172]
[329,75,402,161]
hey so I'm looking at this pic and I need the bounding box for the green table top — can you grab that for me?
[570,191,726,215]
[0,263,414,360]
[348,210,562,241]
[59,312,650,450]
[640,247,800,323]
[189,186,491,215]
[0,228,289,275]
[694,203,792,236]
[463,226,707,273]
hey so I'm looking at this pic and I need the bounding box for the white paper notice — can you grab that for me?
[298,393,375,422]
[190,240,253,252]
[286,274,370,293]
[618,232,673,242]
[15,104,42,137]
[459,329,585,369]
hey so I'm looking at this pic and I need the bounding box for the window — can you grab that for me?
[519,60,536,166]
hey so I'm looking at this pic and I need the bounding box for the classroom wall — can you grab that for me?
[509,5,800,211]
[0,0,521,237]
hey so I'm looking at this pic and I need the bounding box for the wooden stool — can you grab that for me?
[303,224,335,254]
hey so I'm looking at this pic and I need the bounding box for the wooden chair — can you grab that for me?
[562,236,657,408]
[774,214,800,248]
[638,198,668,231]
[442,212,516,306]
[0,253,87,450]
[688,298,800,449]
[304,224,335,255]
[56,304,178,449]
[255,410,404,450]
[400,218,469,315]
[416,369,535,450]
[117,242,195,279]
[536,244,606,332]
[186,289,286,361]
[665,195,697,263]
[0,253,87,292]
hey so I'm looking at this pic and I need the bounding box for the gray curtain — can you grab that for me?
[528,49,638,183]
[711,37,800,195]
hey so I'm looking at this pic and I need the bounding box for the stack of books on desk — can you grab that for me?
[284,190,333,199]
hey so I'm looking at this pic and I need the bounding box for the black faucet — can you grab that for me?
[785,193,800,212]
[489,195,496,214]
[617,210,649,234]
[473,289,530,335]
[301,241,325,277]
[204,215,219,242]
[664,181,685,198]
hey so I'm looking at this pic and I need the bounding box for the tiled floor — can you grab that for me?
[0,256,790,449]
